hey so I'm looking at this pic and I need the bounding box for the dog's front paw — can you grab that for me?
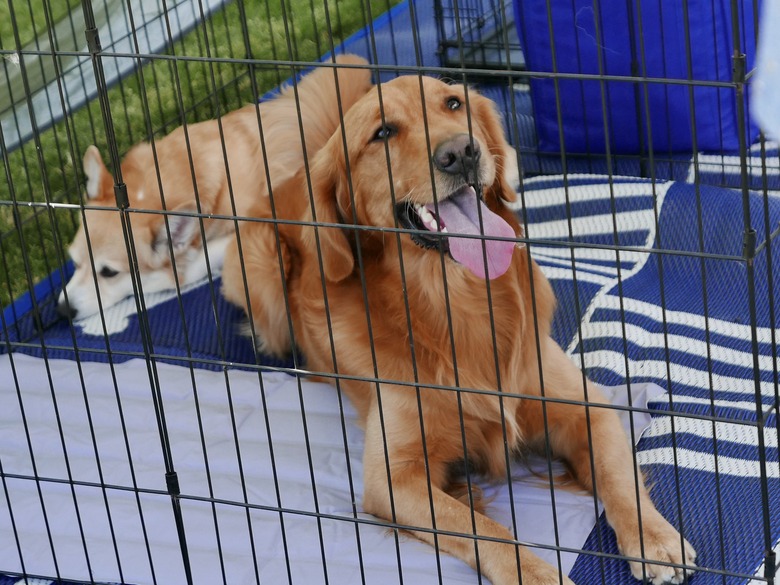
[616,511,697,584]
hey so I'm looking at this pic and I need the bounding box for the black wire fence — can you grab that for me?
[0,0,778,584]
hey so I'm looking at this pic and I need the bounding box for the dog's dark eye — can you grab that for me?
[446,97,462,111]
[99,266,119,278]
[372,124,397,142]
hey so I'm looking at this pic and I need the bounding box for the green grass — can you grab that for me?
[1,0,82,48]
[0,0,399,308]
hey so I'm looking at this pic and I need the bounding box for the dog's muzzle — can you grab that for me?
[432,133,482,185]
[395,184,516,280]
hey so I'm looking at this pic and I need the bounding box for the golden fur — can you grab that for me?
[58,55,372,319]
[222,76,697,585]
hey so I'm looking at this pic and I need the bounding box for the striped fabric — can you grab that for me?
[519,174,780,584]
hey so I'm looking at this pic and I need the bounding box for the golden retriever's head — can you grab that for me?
[306,75,519,282]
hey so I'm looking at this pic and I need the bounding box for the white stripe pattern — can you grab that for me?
[526,210,657,239]
[534,254,619,277]
[537,266,615,286]
[531,245,647,265]
[686,154,780,183]
[635,448,779,479]
[590,294,780,347]
[519,176,667,208]
[643,417,777,450]
[579,321,778,373]
[580,350,776,401]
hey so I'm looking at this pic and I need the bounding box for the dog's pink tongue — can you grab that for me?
[427,186,516,279]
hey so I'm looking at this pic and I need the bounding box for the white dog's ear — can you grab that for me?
[153,205,199,259]
[82,145,111,200]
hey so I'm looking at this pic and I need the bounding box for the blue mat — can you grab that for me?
[522,175,780,584]
[1,268,276,371]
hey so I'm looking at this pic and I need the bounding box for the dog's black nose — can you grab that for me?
[433,133,481,182]
[56,299,77,320]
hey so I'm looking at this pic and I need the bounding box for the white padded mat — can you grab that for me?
[0,354,662,584]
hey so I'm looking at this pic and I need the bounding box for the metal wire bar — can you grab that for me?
[439,3,504,581]
[14,6,164,567]
[3,46,763,90]
[78,1,197,581]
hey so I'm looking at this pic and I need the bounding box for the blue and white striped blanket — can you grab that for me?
[520,174,780,584]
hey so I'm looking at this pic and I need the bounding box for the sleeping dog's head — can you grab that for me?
[57,146,200,320]
[305,75,520,283]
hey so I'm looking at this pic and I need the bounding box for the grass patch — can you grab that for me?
[1,0,399,308]
[1,0,82,48]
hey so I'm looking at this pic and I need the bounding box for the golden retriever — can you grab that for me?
[57,54,371,320]
[222,75,697,585]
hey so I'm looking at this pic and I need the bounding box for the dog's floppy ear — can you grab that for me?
[82,145,114,201]
[470,93,518,204]
[302,136,354,283]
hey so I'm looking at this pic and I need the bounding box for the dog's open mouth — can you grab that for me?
[396,185,516,280]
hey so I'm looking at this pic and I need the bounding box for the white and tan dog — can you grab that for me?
[57,54,372,320]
